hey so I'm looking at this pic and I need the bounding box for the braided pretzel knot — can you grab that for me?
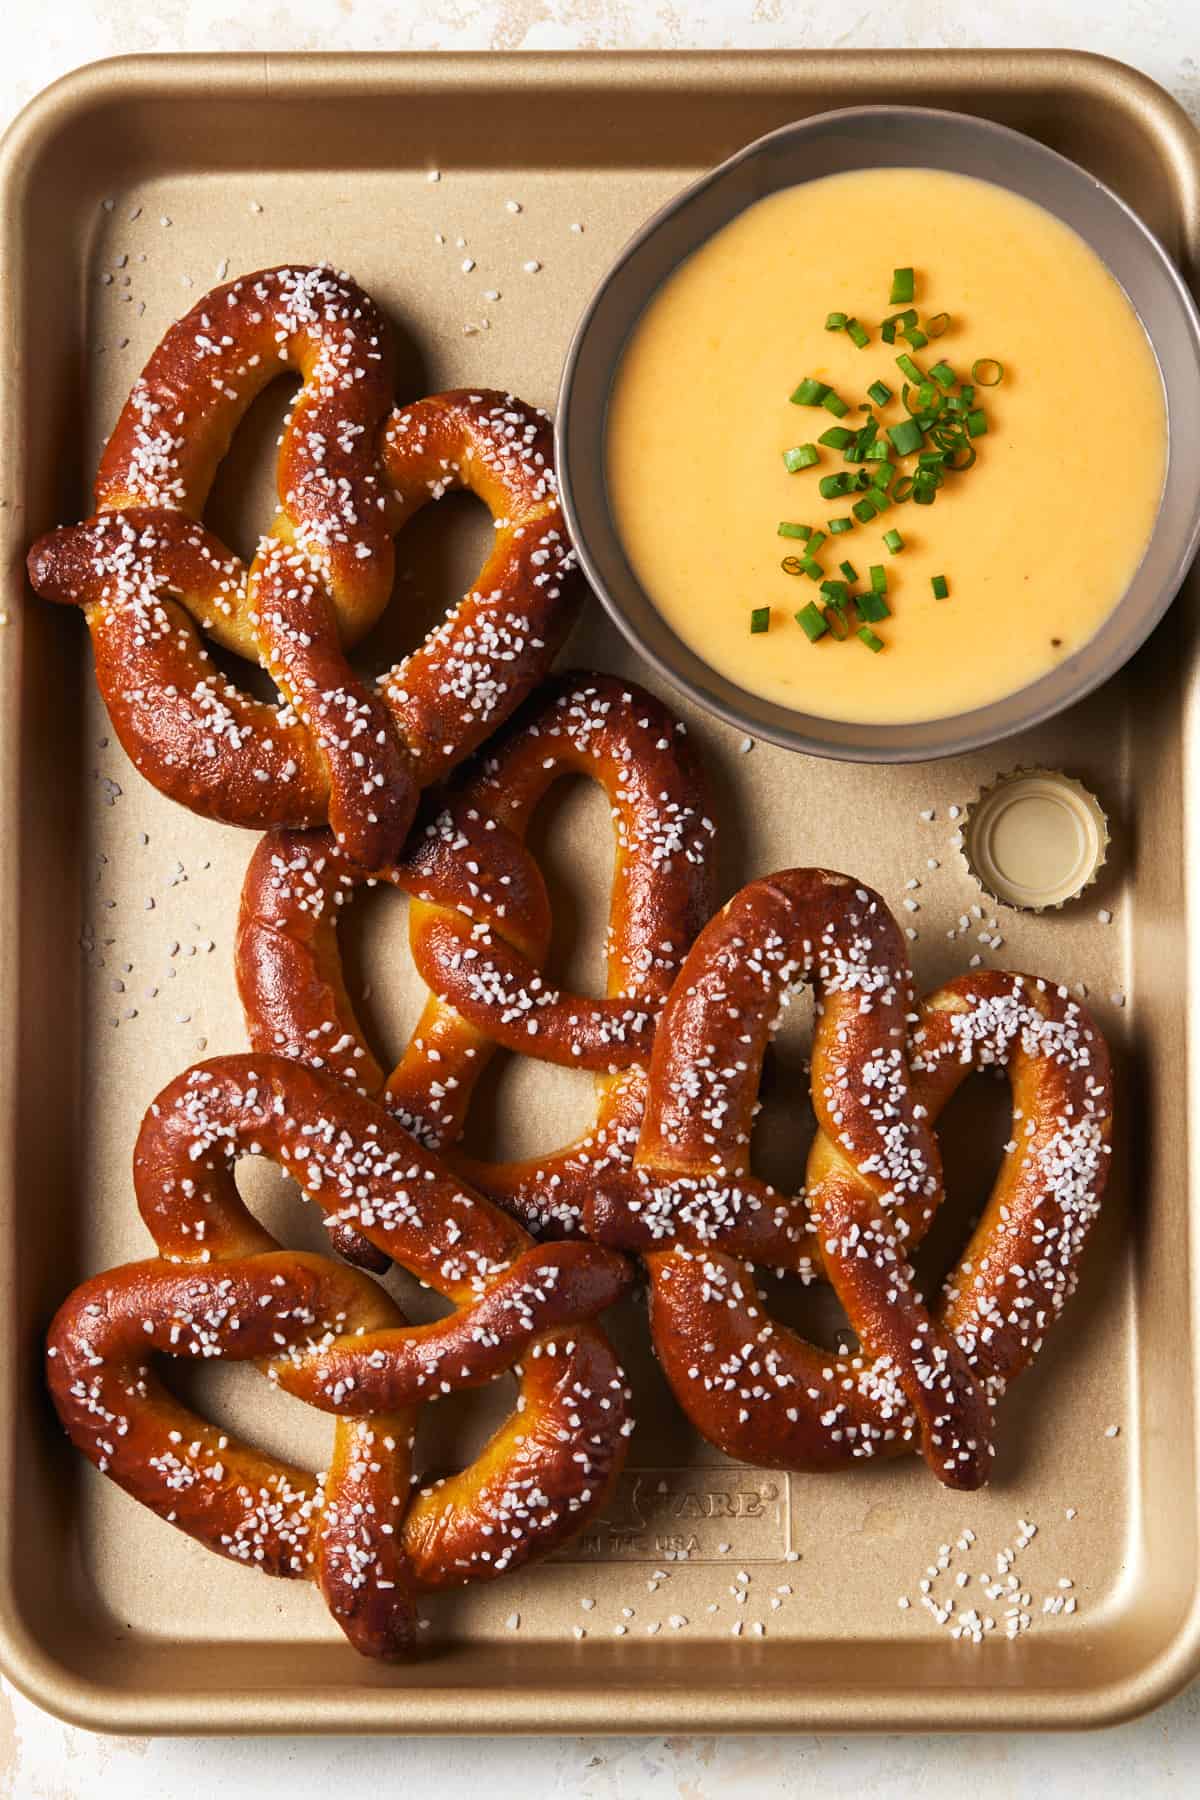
[26,265,578,867]
[46,1055,632,1659]
[235,674,717,1254]
[587,869,1113,1491]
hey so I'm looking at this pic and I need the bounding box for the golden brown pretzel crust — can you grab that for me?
[587,869,1113,1491]
[235,673,717,1246]
[46,1055,633,1659]
[26,266,579,866]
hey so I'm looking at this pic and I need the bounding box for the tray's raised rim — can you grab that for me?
[1,45,1199,1739]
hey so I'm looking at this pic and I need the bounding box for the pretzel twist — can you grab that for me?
[27,266,578,866]
[46,1055,632,1659]
[587,869,1113,1491]
[236,674,717,1252]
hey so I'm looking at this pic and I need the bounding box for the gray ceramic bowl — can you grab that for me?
[556,105,1200,762]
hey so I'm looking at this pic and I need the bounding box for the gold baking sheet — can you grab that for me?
[0,49,1197,1735]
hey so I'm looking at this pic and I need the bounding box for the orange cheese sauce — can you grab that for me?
[606,168,1166,724]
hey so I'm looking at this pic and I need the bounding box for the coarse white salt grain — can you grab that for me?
[1105,1423,1120,1438]
[739,736,754,754]
[570,222,584,233]
[1098,908,1112,924]
[427,170,441,183]
[506,199,522,213]
[461,258,475,274]
[504,1612,520,1630]
[523,260,542,274]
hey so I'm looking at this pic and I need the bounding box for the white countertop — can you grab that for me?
[4,3,1199,1793]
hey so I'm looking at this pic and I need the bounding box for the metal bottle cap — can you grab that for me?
[961,770,1109,912]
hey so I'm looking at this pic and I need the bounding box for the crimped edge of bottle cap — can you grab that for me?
[959,768,1109,913]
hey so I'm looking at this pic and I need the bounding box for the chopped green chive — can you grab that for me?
[796,601,828,641]
[791,377,830,405]
[895,351,925,385]
[750,606,771,633]
[819,472,856,499]
[774,290,1004,659]
[887,418,924,455]
[972,358,1004,386]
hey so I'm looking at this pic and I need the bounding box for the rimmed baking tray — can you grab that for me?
[1,48,1198,1737]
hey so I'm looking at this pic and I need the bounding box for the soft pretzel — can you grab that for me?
[235,674,717,1253]
[587,869,1113,1491]
[46,1055,633,1659]
[26,266,578,867]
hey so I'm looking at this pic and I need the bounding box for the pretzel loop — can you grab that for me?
[236,674,718,1246]
[588,871,1113,1492]
[47,1055,632,1659]
[27,267,579,866]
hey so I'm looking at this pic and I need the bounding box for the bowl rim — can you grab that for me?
[555,102,1200,762]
